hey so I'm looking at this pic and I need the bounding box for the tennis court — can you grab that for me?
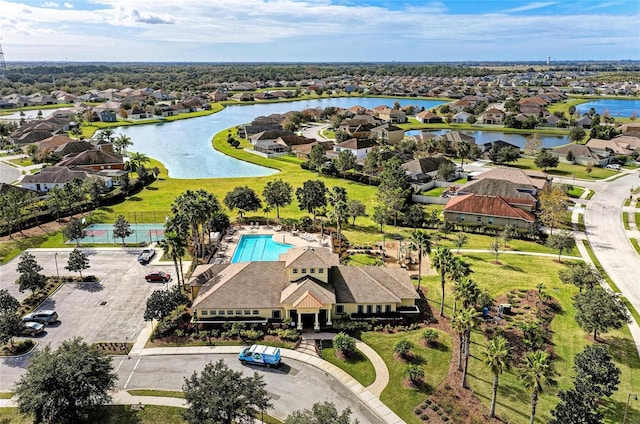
[75,223,165,244]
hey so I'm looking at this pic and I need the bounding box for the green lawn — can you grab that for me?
[419,253,640,424]
[321,346,376,387]
[361,328,452,424]
[8,157,34,167]
[623,212,631,230]
[585,189,595,200]
[420,187,446,197]
[127,390,184,398]
[0,405,188,424]
[345,253,381,266]
[0,393,13,399]
[512,157,617,180]
[635,212,640,228]
[630,238,640,256]
[566,186,585,199]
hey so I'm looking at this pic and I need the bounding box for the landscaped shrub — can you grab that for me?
[332,320,373,333]
[333,332,356,357]
[403,364,424,385]
[394,339,414,359]
[422,329,439,346]
[272,328,299,342]
[240,329,264,341]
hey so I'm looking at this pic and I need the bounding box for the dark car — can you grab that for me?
[145,270,171,282]
[20,321,45,336]
[22,310,58,325]
[138,248,156,264]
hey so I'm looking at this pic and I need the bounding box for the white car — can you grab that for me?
[606,164,621,170]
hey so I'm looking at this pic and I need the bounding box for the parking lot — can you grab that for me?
[0,248,175,349]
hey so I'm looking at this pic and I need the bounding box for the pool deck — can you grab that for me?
[213,225,331,264]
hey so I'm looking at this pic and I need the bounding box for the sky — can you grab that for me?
[0,0,638,62]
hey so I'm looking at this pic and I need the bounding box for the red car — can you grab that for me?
[145,271,171,282]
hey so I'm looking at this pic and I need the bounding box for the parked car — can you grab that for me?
[238,344,281,368]
[22,310,58,325]
[20,321,44,336]
[606,164,621,170]
[145,270,171,282]
[137,248,156,264]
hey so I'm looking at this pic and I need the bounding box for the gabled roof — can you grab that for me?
[474,167,550,190]
[281,247,339,269]
[56,150,123,167]
[330,266,418,303]
[444,194,535,223]
[21,166,93,185]
[280,278,336,305]
[335,138,377,150]
[401,157,454,174]
[552,144,603,160]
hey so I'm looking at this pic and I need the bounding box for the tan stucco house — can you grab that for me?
[189,246,419,331]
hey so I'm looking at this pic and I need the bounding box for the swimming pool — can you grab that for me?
[231,235,293,263]
[75,223,165,244]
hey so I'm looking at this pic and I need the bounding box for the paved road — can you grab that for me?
[114,354,384,423]
[0,160,20,184]
[583,172,640,311]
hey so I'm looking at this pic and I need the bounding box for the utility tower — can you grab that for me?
[0,38,6,77]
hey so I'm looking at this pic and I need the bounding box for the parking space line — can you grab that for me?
[123,357,141,389]
[113,357,127,374]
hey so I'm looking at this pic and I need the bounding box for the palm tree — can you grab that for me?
[113,133,133,156]
[451,307,480,385]
[519,350,557,424]
[457,140,471,170]
[129,151,150,172]
[449,257,472,315]
[483,336,511,418]
[329,187,348,248]
[162,231,187,289]
[408,230,432,292]
[431,246,454,317]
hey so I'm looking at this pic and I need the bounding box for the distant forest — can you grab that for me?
[1,62,639,96]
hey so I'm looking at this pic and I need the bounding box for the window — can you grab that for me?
[219,310,225,316]
[301,268,307,274]
[318,268,324,274]
[336,305,344,315]
[477,216,482,222]
[236,310,242,316]
[488,217,494,224]
[244,310,251,315]
[357,305,363,314]
[460,215,465,222]
[310,268,315,274]
[293,268,298,274]
[272,310,281,319]
[376,305,382,314]
[201,310,208,316]
[253,310,259,315]
[227,310,234,316]
[367,305,373,314]
[385,305,392,313]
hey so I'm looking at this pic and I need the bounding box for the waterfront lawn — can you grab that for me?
[419,253,640,424]
[361,328,452,424]
[512,157,616,180]
[0,405,188,424]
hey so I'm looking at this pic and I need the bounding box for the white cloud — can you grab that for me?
[503,2,557,13]
[42,1,59,7]
[63,2,73,8]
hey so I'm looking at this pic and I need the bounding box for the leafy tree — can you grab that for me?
[538,187,568,235]
[482,335,511,418]
[437,161,456,182]
[408,230,431,291]
[524,134,543,156]
[377,156,410,227]
[224,186,262,219]
[574,287,629,341]
[295,180,328,218]
[549,386,602,424]
[565,149,575,163]
[334,149,357,177]
[65,248,90,279]
[546,230,575,262]
[346,199,366,226]
[432,246,454,317]
[0,311,22,349]
[119,173,132,196]
[403,364,425,386]
[519,350,557,424]
[489,238,502,263]
[558,263,602,293]
[534,149,559,171]
[285,401,358,424]
[453,233,468,253]
[457,140,471,170]
[63,218,86,246]
[372,205,389,233]
[47,186,73,222]
[489,145,520,164]
[0,289,20,313]
[183,359,272,424]
[263,179,293,219]
[500,224,516,248]
[332,332,355,357]
[112,214,133,246]
[394,339,414,359]
[307,145,327,173]
[403,204,425,230]
[144,286,189,324]
[329,187,349,247]
[16,252,46,294]
[362,148,381,183]
[14,338,117,424]
[82,176,106,207]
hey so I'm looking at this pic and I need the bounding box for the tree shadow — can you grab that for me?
[127,197,142,202]
[74,281,104,292]
[145,187,159,191]
[502,264,524,272]
[93,405,142,424]
[601,335,640,369]
[408,354,426,365]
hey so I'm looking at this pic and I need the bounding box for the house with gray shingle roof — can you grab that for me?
[21,167,112,193]
[189,246,419,331]
[551,144,607,166]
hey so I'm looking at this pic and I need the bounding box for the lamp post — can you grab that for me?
[54,253,60,280]
[623,393,638,424]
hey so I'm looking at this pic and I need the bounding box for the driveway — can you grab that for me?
[0,248,174,389]
[113,354,385,424]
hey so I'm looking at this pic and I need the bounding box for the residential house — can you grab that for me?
[10,118,70,145]
[331,138,378,161]
[290,140,334,160]
[249,130,294,146]
[189,246,419,330]
[586,135,640,157]
[231,93,254,102]
[376,108,406,124]
[370,124,404,145]
[55,150,125,171]
[479,140,521,154]
[443,131,476,148]
[481,108,505,124]
[401,157,456,183]
[21,167,113,193]
[575,116,592,128]
[415,111,443,124]
[472,167,551,193]
[551,144,607,166]
[443,194,536,229]
[456,179,537,212]
[452,112,473,124]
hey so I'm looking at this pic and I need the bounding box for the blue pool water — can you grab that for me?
[231,235,294,263]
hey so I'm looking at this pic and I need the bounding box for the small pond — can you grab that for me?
[574,99,640,117]
[405,129,569,149]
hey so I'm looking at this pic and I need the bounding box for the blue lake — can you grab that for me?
[574,99,640,117]
[405,130,569,149]
[117,97,446,179]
